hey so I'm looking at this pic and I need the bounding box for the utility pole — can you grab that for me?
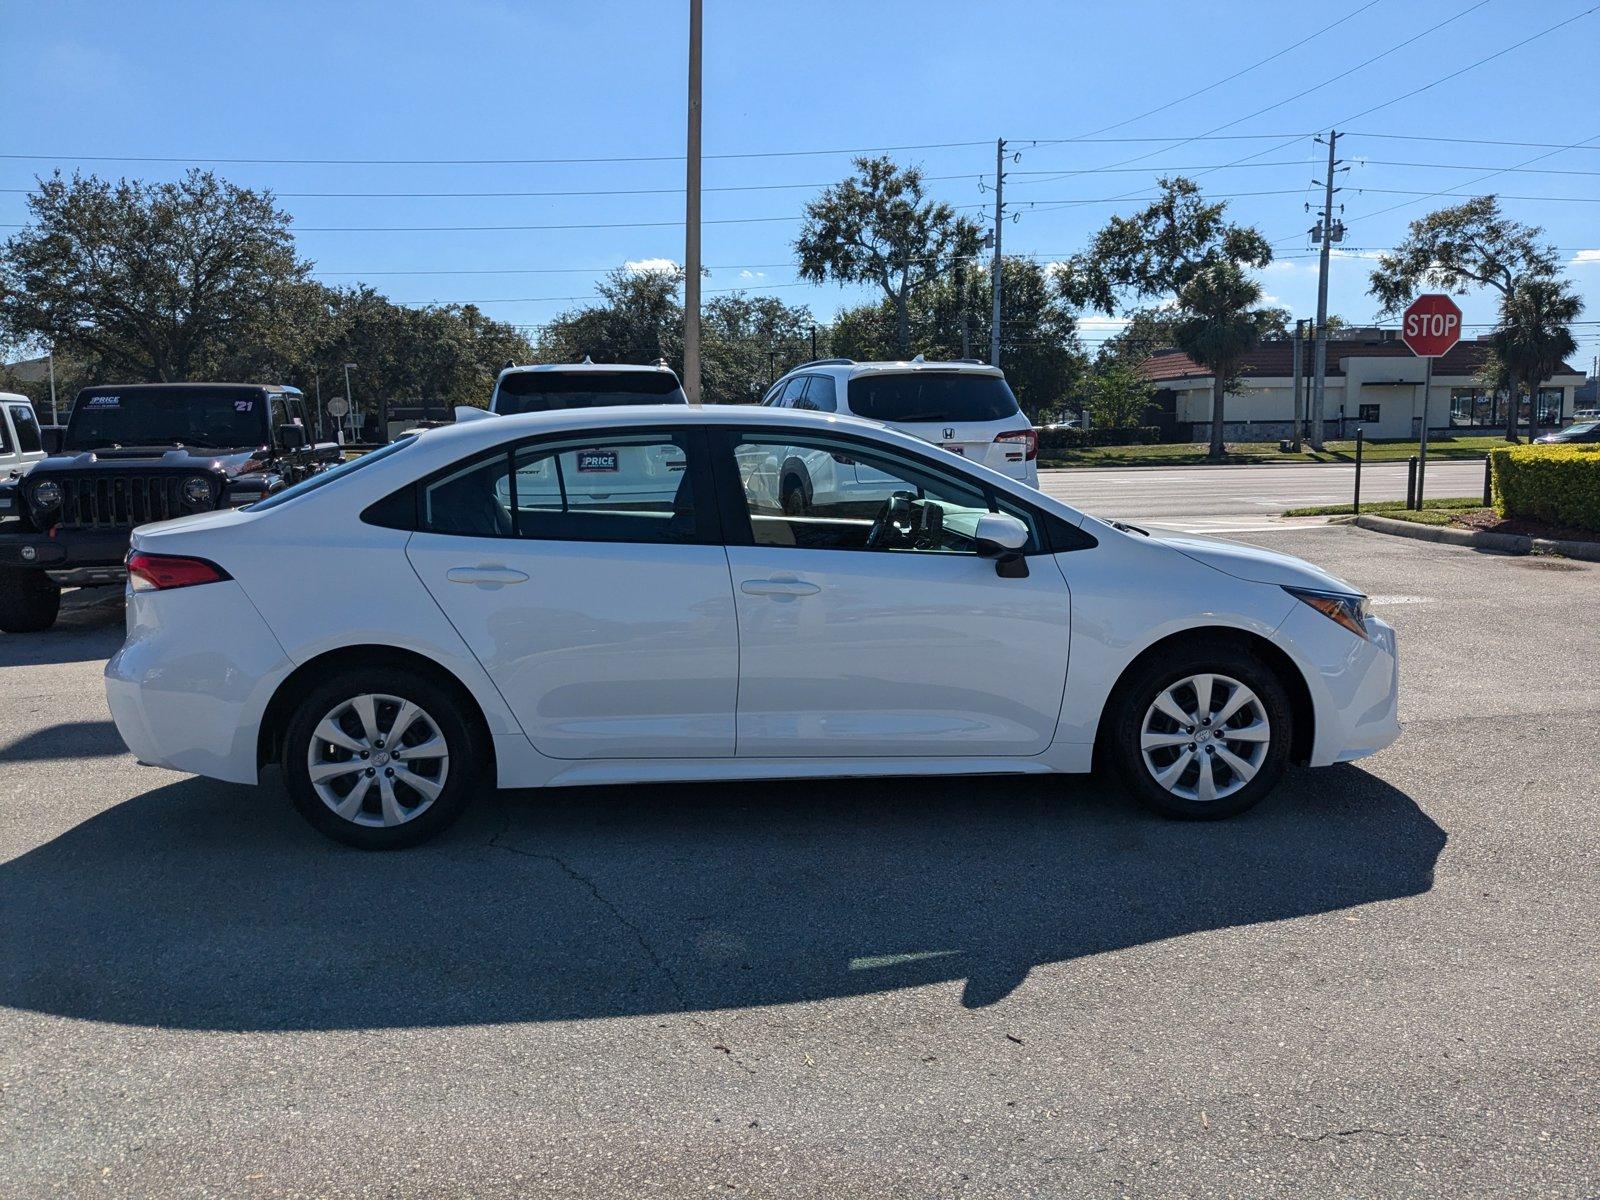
[1310,129,1344,451]
[1291,320,1305,452]
[990,137,1006,368]
[682,0,703,404]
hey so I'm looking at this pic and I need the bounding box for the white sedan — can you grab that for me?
[105,407,1400,849]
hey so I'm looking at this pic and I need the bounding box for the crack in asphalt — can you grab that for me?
[485,802,758,1076]
[1283,1126,1456,1145]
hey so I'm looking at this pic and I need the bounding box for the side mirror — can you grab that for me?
[973,512,1030,578]
[276,423,309,451]
[40,426,65,455]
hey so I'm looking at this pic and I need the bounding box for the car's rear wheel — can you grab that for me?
[781,474,810,516]
[1108,647,1292,820]
[0,568,61,633]
[282,667,480,849]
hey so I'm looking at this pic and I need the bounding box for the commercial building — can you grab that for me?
[1137,330,1586,442]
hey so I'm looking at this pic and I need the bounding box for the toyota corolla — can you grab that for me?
[105,407,1400,849]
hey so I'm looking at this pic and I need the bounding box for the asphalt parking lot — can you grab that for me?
[2,523,1596,1199]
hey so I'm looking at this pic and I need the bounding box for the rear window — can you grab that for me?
[247,436,417,512]
[847,373,1020,423]
[494,370,687,414]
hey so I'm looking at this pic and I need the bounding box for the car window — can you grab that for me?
[0,410,13,454]
[728,430,1039,555]
[846,372,1020,423]
[776,377,807,409]
[10,406,41,453]
[493,370,687,414]
[801,375,838,413]
[249,435,417,512]
[420,431,705,545]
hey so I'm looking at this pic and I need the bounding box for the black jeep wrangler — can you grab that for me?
[0,383,338,632]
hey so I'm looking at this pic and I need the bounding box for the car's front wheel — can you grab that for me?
[281,667,481,849]
[1108,646,1292,820]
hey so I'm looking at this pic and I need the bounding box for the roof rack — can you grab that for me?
[790,357,854,370]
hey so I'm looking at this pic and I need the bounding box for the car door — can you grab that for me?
[405,426,740,759]
[713,426,1072,758]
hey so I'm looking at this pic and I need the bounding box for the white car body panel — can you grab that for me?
[406,533,738,759]
[105,406,1400,801]
[726,545,1071,757]
[0,394,47,480]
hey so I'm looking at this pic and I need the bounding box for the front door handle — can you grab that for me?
[740,577,820,597]
[446,565,529,587]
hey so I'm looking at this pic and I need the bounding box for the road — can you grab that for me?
[1039,459,1487,533]
[1,526,1596,1198]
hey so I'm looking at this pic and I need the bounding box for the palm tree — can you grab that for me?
[1172,262,1277,459]
[1492,277,1583,442]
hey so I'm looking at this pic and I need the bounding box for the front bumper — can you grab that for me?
[0,527,132,576]
[1280,606,1401,766]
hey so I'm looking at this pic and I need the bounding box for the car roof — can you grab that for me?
[75,383,301,396]
[0,392,34,407]
[496,361,681,380]
[780,358,1004,380]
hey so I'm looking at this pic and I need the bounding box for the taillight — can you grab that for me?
[126,552,231,592]
[995,428,1038,461]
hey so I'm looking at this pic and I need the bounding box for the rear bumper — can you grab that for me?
[105,579,293,785]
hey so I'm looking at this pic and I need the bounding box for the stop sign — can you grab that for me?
[1401,293,1463,358]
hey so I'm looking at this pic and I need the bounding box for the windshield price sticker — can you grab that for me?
[86,395,121,409]
[576,449,619,472]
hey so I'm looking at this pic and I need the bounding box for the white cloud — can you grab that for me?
[1261,293,1283,305]
[1571,249,1600,267]
[738,269,766,281]
[623,257,679,274]
[1077,316,1131,335]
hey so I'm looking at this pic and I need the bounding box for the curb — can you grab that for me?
[1350,513,1600,562]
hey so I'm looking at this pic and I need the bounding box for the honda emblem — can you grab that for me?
[943,427,955,440]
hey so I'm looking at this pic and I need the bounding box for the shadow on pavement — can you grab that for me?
[0,588,124,668]
[0,766,1444,1030]
[0,719,127,761]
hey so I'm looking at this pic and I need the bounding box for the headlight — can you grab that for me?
[182,476,214,507]
[31,480,61,509]
[1283,586,1371,640]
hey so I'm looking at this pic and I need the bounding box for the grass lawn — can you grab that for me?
[1038,435,1509,469]
[1283,497,1487,526]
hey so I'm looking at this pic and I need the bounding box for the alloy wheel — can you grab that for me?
[306,693,450,827]
[1139,673,1271,803]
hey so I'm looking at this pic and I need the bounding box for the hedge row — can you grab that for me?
[1037,425,1162,450]
[1489,444,1600,532]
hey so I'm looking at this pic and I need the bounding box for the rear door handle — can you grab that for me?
[740,578,820,597]
[446,565,529,587]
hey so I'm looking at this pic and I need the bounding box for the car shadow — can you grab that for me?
[0,719,127,761]
[0,587,124,667]
[0,765,1444,1031]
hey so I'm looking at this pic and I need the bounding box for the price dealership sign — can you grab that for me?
[1401,293,1463,358]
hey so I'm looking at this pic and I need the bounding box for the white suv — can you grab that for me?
[759,358,1038,512]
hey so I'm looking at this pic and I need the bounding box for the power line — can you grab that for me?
[1345,131,1600,150]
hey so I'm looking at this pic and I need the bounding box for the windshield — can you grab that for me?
[247,436,417,512]
[66,388,269,450]
[493,370,688,414]
[847,373,1021,424]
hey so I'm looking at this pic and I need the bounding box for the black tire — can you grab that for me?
[1107,644,1293,820]
[281,666,482,849]
[781,474,810,516]
[0,568,61,633]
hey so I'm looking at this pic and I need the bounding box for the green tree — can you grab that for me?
[0,170,315,381]
[701,292,820,404]
[1489,277,1582,439]
[1172,263,1279,456]
[795,156,983,356]
[1367,196,1567,442]
[1085,362,1155,428]
[1057,178,1273,457]
[537,267,684,368]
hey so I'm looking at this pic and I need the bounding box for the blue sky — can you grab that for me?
[3,0,1597,369]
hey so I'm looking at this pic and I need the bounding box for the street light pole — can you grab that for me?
[47,350,58,425]
[682,0,703,404]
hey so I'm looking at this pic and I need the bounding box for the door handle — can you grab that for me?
[446,565,529,587]
[740,578,820,597]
